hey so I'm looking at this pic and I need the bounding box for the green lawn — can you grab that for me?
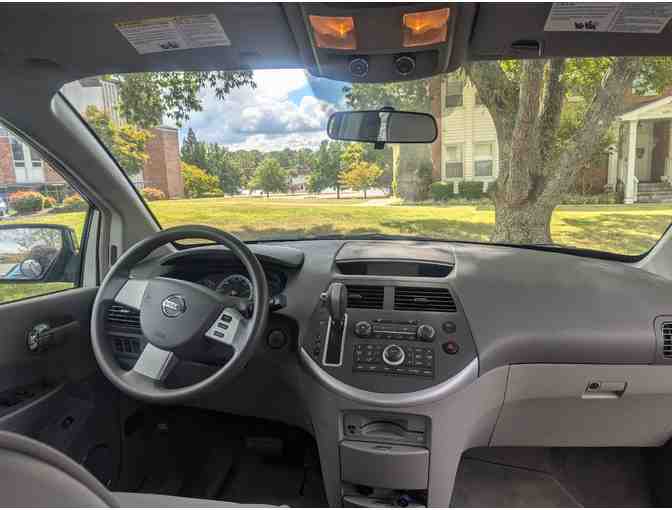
[6,197,672,255]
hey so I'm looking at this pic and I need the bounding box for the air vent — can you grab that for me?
[346,285,384,309]
[106,304,141,330]
[394,287,456,312]
[112,337,142,355]
[662,322,672,358]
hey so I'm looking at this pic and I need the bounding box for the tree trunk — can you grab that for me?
[363,189,367,199]
[491,199,554,244]
[336,184,340,199]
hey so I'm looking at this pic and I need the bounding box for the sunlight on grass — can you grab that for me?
[4,198,672,260]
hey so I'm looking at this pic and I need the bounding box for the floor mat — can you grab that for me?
[452,447,653,508]
[117,407,327,507]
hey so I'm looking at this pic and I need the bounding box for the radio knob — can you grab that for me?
[383,344,405,366]
[417,324,436,342]
[354,321,373,338]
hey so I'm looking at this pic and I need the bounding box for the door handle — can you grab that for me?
[583,380,627,399]
[26,321,79,353]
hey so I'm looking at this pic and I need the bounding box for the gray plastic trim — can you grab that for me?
[301,347,478,407]
[322,315,348,368]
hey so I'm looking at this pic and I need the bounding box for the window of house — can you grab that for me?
[0,131,92,305]
[444,144,463,178]
[474,142,495,177]
[445,81,463,108]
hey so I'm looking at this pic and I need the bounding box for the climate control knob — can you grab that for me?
[354,321,373,338]
[383,344,405,366]
[417,324,436,342]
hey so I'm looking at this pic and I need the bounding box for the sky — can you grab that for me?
[179,69,349,152]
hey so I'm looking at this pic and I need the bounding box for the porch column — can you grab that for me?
[624,120,637,204]
[607,144,618,188]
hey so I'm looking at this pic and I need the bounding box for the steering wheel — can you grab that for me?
[91,225,269,403]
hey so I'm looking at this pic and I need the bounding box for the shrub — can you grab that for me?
[141,187,166,201]
[182,163,220,198]
[9,191,45,214]
[459,181,486,199]
[42,196,57,209]
[430,182,454,201]
[561,192,618,205]
[60,194,87,212]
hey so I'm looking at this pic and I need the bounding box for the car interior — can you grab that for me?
[3,2,672,508]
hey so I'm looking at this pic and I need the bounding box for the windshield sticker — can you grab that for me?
[115,14,231,55]
[544,3,672,33]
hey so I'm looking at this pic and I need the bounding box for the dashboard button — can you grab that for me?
[354,321,373,338]
[442,321,457,334]
[417,324,436,342]
[382,344,405,366]
[442,341,460,355]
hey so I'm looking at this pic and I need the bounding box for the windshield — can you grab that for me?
[61,60,672,256]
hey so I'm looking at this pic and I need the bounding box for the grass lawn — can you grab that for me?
[3,196,670,303]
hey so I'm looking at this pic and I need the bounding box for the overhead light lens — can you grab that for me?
[309,15,356,50]
[402,8,450,47]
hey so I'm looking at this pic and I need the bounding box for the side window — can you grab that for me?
[0,125,91,304]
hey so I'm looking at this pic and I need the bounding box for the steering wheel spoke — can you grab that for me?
[131,342,178,382]
[114,278,149,310]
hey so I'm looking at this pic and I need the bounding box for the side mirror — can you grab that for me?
[327,109,437,146]
[0,224,79,283]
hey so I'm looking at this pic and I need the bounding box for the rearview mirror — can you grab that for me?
[327,109,437,145]
[0,224,79,283]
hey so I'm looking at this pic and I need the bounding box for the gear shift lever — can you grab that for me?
[320,283,348,366]
[324,282,347,325]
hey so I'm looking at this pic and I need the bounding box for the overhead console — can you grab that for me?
[300,242,477,398]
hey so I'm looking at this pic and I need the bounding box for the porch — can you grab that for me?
[609,96,672,203]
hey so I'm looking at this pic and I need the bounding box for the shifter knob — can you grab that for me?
[323,282,347,323]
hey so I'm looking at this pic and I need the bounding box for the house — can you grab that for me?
[609,91,672,203]
[0,77,184,200]
[429,75,499,193]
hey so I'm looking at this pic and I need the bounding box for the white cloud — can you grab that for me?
[181,69,340,152]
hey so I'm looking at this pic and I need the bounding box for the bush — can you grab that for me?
[459,181,486,199]
[561,192,619,205]
[141,187,166,201]
[182,163,220,198]
[9,191,45,214]
[42,196,57,209]
[430,182,454,201]
[59,194,87,212]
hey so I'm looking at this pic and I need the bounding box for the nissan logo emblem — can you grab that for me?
[161,294,186,318]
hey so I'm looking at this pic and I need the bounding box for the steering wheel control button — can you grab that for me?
[442,321,457,334]
[354,321,373,338]
[383,344,405,366]
[442,341,460,355]
[205,308,243,346]
[416,324,436,342]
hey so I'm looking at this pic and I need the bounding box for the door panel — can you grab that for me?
[0,287,122,487]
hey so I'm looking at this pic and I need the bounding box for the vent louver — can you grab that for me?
[106,304,141,330]
[346,285,384,309]
[394,287,456,312]
[662,322,672,358]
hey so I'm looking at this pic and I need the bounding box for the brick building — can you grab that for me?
[1,77,183,199]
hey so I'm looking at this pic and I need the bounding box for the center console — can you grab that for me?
[299,243,479,507]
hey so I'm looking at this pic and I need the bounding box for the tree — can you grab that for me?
[182,163,220,198]
[464,57,653,243]
[250,158,288,198]
[181,128,209,170]
[112,71,256,129]
[208,143,240,195]
[346,58,672,243]
[340,161,383,199]
[308,141,344,196]
[85,106,150,176]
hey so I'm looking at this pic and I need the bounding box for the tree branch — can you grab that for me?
[540,57,642,204]
[538,59,566,167]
